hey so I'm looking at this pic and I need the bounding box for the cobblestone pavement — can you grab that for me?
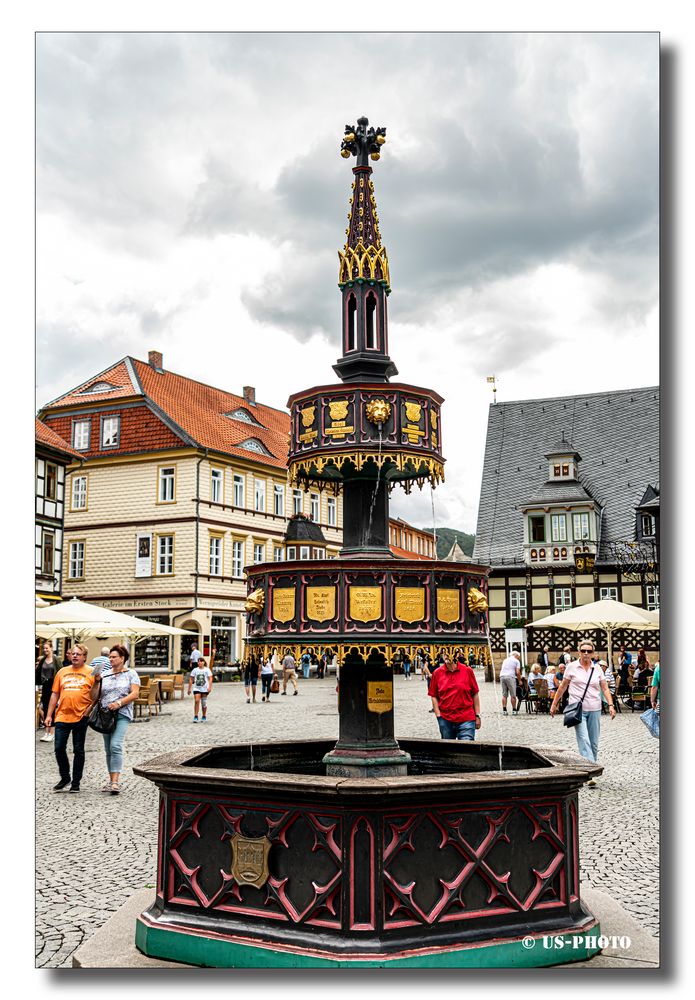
[35,672,659,967]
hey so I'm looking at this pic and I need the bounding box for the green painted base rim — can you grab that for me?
[135,913,602,969]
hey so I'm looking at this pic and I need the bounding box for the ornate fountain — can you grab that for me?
[134,117,601,968]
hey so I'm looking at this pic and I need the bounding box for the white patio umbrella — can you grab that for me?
[530,598,659,667]
[35,597,194,643]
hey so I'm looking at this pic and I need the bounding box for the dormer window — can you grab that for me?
[641,513,655,538]
[78,381,117,395]
[226,408,264,427]
[239,438,273,457]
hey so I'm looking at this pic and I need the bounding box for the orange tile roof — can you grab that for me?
[40,356,290,470]
[35,418,82,460]
[389,544,434,561]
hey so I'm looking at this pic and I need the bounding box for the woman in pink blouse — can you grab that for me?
[550,639,616,780]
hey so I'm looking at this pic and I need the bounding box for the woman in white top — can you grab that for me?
[550,639,616,780]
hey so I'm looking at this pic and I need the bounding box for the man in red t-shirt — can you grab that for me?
[429,654,481,741]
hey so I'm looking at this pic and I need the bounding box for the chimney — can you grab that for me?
[148,350,163,371]
[243,385,256,406]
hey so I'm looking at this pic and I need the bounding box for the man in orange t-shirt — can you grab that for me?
[44,644,95,792]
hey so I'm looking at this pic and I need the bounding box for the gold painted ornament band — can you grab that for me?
[288,451,445,489]
[243,640,491,669]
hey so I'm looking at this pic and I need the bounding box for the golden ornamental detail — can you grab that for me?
[288,451,445,489]
[467,587,488,614]
[230,834,271,888]
[300,405,316,429]
[338,240,390,285]
[243,641,491,669]
[365,398,392,425]
[431,410,438,430]
[245,589,265,614]
[404,401,422,424]
[328,400,349,422]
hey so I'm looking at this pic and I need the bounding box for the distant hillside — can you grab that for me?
[428,527,476,560]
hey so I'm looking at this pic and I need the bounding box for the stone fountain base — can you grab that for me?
[133,738,602,968]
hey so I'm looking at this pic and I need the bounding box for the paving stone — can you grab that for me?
[36,674,659,966]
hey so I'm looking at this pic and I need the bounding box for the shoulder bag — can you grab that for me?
[563,667,595,728]
[270,675,280,694]
[86,676,117,734]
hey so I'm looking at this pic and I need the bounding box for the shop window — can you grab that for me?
[137,615,170,671]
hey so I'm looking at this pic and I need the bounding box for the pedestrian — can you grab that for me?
[636,649,652,683]
[317,650,327,680]
[260,655,275,701]
[617,645,632,693]
[189,642,202,667]
[429,653,481,741]
[243,654,260,704]
[90,646,112,673]
[650,661,660,711]
[545,665,557,693]
[300,650,311,680]
[44,644,96,792]
[403,651,412,680]
[549,639,616,783]
[188,656,213,722]
[498,650,522,715]
[281,650,299,695]
[560,646,573,667]
[88,644,140,795]
[468,649,476,668]
[537,646,551,670]
[36,640,58,742]
[528,663,545,691]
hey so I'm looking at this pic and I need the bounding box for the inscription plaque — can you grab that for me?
[436,588,460,624]
[367,680,393,714]
[349,586,382,623]
[306,586,336,623]
[394,587,426,623]
[272,587,296,623]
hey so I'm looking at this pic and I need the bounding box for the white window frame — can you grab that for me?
[274,546,284,561]
[300,545,310,560]
[158,466,176,503]
[646,584,660,611]
[253,542,265,564]
[211,468,223,504]
[572,512,590,540]
[209,535,222,576]
[273,484,284,516]
[233,473,245,507]
[68,540,85,579]
[310,493,320,522]
[156,535,174,576]
[232,539,244,578]
[292,489,303,515]
[551,514,567,542]
[254,479,266,513]
[553,587,572,612]
[600,586,619,602]
[71,474,88,511]
[72,419,90,451]
[327,496,337,527]
[509,588,527,619]
[100,415,120,449]
[287,545,297,560]
[641,513,655,537]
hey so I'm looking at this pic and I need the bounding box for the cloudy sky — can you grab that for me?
[36,31,658,534]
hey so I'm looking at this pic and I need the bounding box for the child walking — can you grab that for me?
[188,656,213,722]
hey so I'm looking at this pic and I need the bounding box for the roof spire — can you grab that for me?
[338,116,390,293]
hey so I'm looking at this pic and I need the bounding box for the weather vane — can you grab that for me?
[340,116,386,168]
[486,375,498,404]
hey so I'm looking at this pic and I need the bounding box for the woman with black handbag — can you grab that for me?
[549,640,616,784]
[88,644,140,795]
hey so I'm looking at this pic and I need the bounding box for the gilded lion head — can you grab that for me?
[467,587,488,614]
[245,589,266,615]
[365,398,392,425]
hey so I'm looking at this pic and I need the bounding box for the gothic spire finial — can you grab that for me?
[340,116,387,168]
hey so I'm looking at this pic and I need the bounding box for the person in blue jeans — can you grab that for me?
[429,653,481,741]
[88,644,140,795]
[550,639,616,785]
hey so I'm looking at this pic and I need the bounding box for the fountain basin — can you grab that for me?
[134,739,602,968]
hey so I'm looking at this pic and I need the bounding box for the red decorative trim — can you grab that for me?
[349,817,376,930]
[569,799,579,902]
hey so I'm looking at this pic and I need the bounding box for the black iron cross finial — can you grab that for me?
[340,116,387,168]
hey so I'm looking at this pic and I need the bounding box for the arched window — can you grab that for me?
[365,292,377,349]
[346,294,357,352]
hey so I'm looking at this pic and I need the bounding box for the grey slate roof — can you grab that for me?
[520,479,594,508]
[472,386,659,567]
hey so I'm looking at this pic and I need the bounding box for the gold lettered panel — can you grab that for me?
[436,588,460,624]
[349,586,382,623]
[394,587,426,624]
[272,587,296,623]
[367,680,393,714]
[306,586,336,623]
